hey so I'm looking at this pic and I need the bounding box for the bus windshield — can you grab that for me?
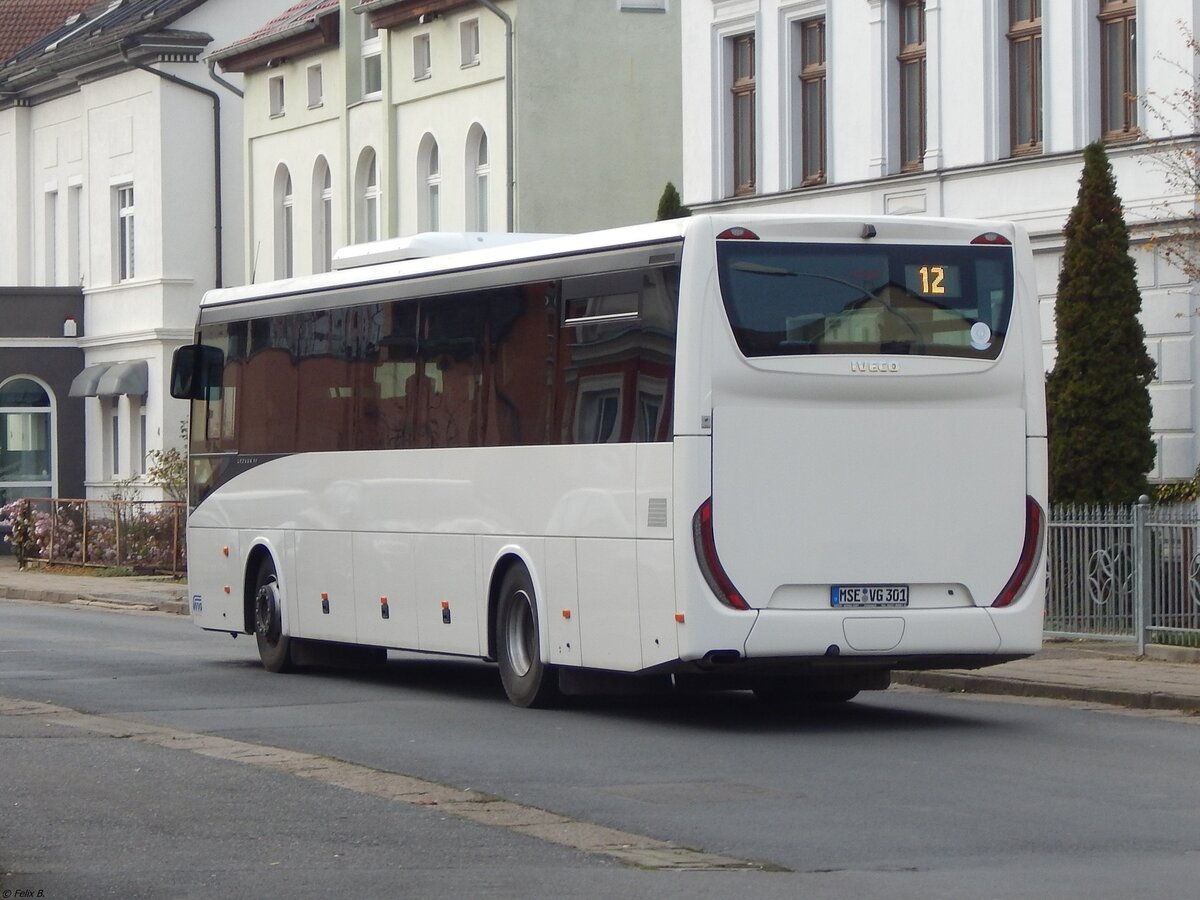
[716,240,1014,359]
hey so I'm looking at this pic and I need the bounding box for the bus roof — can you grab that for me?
[203,217,694,309]
[202,213,1020,310]
[331,232,568,269]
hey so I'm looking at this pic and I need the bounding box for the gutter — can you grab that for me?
[207,59,243,99]
[209,21,323,65]
[477,0,514,232]
[120,44,226,288]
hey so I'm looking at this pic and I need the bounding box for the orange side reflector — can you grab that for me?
[223,586,231,594]
[674,613,685,624]
[380,596,388,605]
[441,600,450,609]
[222,546,229,557]
[562,609,571,619]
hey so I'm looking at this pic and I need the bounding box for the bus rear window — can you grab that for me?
[716,241,1014,359]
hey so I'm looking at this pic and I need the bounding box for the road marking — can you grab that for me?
[0,695,777,872]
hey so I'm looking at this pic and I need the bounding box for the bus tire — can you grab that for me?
[253,556,294,673]
[496,565,561,708]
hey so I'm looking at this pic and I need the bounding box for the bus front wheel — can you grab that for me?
[253,557,294,673]
[496,566,561,708]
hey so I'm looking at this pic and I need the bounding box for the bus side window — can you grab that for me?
[483,283,558,447]
[556,265,678,445]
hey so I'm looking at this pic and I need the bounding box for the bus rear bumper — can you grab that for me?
[742,607,1037,662]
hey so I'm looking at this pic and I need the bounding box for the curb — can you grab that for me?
[893,670,1200,714]
[1143,644,1200,665]
[0,584,188,616]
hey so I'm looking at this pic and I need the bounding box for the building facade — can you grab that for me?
[0,0,278,500]
[212,0,683,283]
[682,0,1200,482]
[0,0,95,513]
[0,288,85,516]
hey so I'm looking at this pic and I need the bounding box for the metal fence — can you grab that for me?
[1,497,185,576]
[1046,500,1200,652]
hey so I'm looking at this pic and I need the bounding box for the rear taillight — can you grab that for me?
[992,496,1045,608]
[716,227,760,241]
[692,498,750,610]
[971,232,1011,245]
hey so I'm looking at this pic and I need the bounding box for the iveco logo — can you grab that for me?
[851,360,901,374]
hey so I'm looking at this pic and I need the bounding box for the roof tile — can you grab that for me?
[0,0,94,64]
[234,0,338,47]
[0,0,212,79]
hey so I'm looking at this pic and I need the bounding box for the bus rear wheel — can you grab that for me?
[496,566,560,708]
[253,557,294,673]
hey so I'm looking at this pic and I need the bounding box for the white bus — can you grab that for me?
[171,214,1046,707]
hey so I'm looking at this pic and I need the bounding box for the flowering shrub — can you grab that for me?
[1,497,185,573]
[1,499,37,568]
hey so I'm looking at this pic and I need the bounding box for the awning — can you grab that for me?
[68,360,149,398]
[68,364,111,397]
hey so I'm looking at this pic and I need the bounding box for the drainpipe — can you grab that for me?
[477,0,515,232]
[120,45,226,288]
[206,60,243,282]
[207,58,244,99]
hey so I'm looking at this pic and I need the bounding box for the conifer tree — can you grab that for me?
[1047,142,1156,503]
[656,182,690,220]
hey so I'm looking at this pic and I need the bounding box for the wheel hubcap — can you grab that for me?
[506,590,534,677]
[255,579,282,643]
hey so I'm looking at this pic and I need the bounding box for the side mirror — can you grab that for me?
[170,344,224,400]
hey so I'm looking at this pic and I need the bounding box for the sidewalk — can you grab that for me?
[0,553,188,615]
[2,552,1198,713]
[892,641,1200,714]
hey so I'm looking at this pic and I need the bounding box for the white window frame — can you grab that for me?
[784,2,828,189]
[114,183,135,282]
[0,375,57,502]
[307,64,324,108]
[414,33,432,80]
[460,18,480,67]
[419,135,441,232]
[466,126,490,231]
[67,181,82,286]
[109,399,121,479]
[362,17,382,97]
[269,74,285,117]
[44,188,57,285]
[1099,0,1138,140]
[711,12,759,200]
[728,29,758,196]
[356,149,381,243]
[274,166,294,279]
[137,401,147,476]
[312,158,333,274]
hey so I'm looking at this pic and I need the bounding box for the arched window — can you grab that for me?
[418,134,441,232]
[356,148,380,243]
[465,125,490,231]
[312,157,333,273]
[0,376,54,505]
[273,164,294,279]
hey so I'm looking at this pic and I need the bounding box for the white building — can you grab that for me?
[211,0,683,283]
[682,0,1200,482]
[0,0,284,498]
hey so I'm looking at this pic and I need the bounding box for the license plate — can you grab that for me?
[831,584,910,608]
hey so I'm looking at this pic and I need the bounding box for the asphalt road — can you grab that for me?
[2,598,1198,899]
